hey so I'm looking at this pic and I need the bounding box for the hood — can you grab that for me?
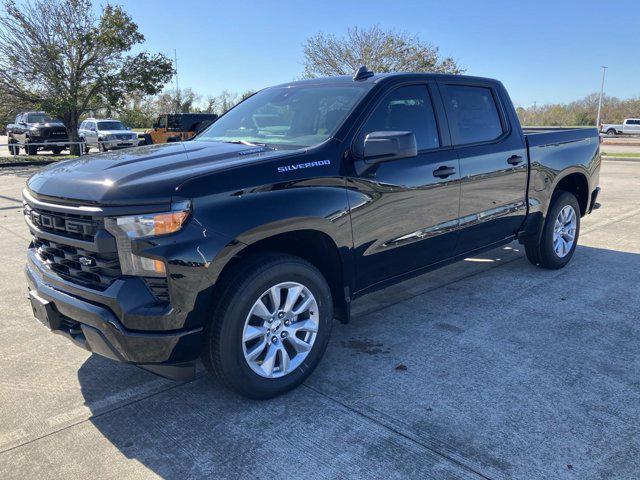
[99,129,136,136]
[26,141,291,206]
[33,122,65,128]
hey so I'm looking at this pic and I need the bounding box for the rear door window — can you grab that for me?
[444,85,504,145]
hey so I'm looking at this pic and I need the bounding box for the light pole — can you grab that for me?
[595,66,607,130]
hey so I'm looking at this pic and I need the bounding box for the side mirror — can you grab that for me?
[363,131,417,163]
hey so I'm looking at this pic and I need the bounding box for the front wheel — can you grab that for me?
[8,140,19,155]
[525,191,581,269]
[202,254,333,399]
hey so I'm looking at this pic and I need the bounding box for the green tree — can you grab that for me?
[302,26,464,78]
[0,0,173,152]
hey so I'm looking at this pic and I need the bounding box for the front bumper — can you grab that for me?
[31,136,69,146]
[26,252,203,380]
[104,138,139,149]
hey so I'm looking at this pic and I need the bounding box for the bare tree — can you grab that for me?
[0,0,173,152]
[303,26,464,78]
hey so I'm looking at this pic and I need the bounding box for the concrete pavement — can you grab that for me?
[0,160,638,479]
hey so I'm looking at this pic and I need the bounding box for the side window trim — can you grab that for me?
[350,81,449,158]
[440,81,511,148]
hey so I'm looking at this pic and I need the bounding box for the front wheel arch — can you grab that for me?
[208,228,350,324]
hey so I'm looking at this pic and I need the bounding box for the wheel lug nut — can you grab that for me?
[278,312,285,319]
[281,331,287,338]
[271,336,278,343]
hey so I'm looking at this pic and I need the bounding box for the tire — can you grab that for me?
[606,129,617,136]
[25,142,37,156]
[202,253,333,399]
[51,147,63,155]
[525,191,581,269]
[98,140,107,152]
[80,138,89,154]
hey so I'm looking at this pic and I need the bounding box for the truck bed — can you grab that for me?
[523,126,599,155]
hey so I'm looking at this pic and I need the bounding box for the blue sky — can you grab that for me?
[119,0,639,107]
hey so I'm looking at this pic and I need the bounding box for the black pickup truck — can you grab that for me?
[7,111,69,155]
[23,70,601,398]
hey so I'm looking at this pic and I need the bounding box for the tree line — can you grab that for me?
[516,93,640,127]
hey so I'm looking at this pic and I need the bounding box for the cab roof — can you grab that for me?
[273,72,499,88]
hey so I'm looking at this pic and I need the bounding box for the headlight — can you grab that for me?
[104,201,190,277]
[104,134,115,140]
[30,128,41,135]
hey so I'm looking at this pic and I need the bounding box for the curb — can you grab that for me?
[0,160,55,168]
[602,156,640,162]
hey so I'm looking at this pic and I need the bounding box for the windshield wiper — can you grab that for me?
[223,140,275,150]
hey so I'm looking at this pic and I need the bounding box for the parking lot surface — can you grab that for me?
[0,160,639,479]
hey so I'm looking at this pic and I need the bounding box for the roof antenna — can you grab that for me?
[353,65,374,81]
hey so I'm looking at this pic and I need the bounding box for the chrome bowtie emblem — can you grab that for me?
[78,256,95,267]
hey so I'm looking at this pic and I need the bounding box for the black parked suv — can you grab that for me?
[24,69,601,398]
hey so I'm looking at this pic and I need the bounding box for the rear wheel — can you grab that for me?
[606,129,617,136]
[25,141,37,156]
[202,254,333,399]
[525,191,580,269]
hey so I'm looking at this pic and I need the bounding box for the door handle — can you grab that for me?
[433,165,456,178]
[507,155,524,165]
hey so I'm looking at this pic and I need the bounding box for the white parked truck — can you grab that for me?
[601,118,640,136]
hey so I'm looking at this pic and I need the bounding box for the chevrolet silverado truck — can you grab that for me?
[7,111,69,155]
[23,69,601,399]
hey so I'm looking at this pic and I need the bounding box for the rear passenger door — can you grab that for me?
[440,82,527,254]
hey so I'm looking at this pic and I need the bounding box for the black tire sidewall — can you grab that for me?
[540,191,581,268]
[212,258,332,398]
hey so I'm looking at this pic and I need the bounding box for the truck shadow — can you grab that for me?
[76,243,640,479]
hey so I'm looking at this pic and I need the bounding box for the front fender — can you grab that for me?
[137,178,352,329]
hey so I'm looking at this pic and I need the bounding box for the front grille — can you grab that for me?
[44,128,67,138]
[26,200,170,303]
[33,237,121,290]
[115,134,133,140]
[24,204,99,241]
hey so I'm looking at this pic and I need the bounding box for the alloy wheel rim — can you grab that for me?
[242,282,319,379]
[553,205,577,258]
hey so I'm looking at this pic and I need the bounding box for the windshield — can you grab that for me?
[27,113,56,124]
[195,84,370,150]
[97,121,126,130]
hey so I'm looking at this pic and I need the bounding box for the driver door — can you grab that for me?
[347,83,461,291]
